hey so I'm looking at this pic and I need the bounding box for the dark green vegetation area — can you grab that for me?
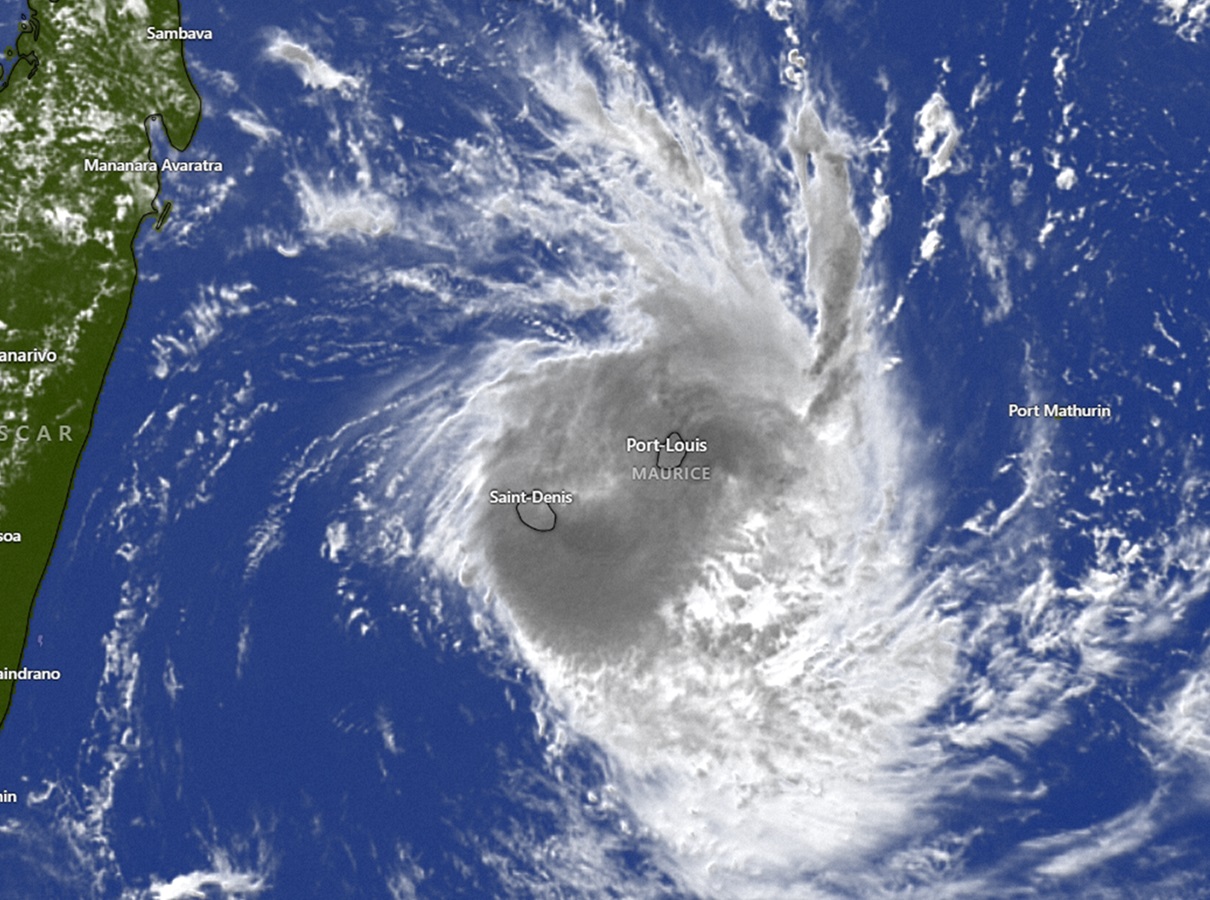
[0,0,200,729]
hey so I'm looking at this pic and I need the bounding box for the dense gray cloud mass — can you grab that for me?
[461,97,869,663]
[470,279,815,659]
[411,56,955,892]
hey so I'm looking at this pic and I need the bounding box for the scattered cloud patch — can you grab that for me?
[265,33,361,97]
[914,91,961,182]
[118,0,149,18]
[1154,664,1210,768]
[150,867,268,900]
[1156,0,1210,41]
[229,110,281,143]
[958,200,1017,322]
[921,227,943,260]
[294,173,397,241]
[151,282,257,379]
[868,193,891,237]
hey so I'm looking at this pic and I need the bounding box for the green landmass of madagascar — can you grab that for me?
[0,0,201,729]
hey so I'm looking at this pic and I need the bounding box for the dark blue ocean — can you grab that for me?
[0,0,31,88]
[1,0,1209,897]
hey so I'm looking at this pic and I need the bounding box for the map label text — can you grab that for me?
[0,424,73,442]
[0,668,61,680]
[632,466,712,481]
[84,158,224,173]
[1008,403,1112,418]
[0,348,56,363]
[489,489,574,504]
[145,27,214,40]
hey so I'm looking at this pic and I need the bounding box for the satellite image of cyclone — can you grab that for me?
[1,0,1209,897]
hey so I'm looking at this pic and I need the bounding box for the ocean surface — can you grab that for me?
[1,0,1210,897]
